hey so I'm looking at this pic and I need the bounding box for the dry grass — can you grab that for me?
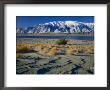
[16,46,29,53]
[16,42,94,56]
[34,44,46,51]
[51,47,58,50]
[47,49,57,56]
[66,48,77,55]
[85,48,94,54]
[42,48,49,53]
[80,45,94,54]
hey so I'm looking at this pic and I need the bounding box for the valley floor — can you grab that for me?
[16,38,94,74]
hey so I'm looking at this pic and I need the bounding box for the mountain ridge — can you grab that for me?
[16,20,94,34]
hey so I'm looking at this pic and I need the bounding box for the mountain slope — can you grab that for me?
[16,21,94,34]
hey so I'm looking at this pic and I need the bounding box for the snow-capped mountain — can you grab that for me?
[16,21,94,34]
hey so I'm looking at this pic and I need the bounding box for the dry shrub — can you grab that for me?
[78,48,85,53]
[16,46,29,53]
[42,48,49,53]
[47,44,52,48]
[80,45,94,54]
[85,49,93,54]
[47,49,57,56]
[54,44,58,46]
[34,44,40,47]
[35,45,45,51]
[52,47,58,50]
[56,39,68,45]
[66,48,77,55]
[85,49,91,54]
[65,45,69,48]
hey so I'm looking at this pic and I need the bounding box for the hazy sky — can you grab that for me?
[16,16,94,28]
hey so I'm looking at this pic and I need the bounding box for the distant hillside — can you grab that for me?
[16,20,94,34]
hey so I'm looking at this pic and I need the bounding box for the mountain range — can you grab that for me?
[16,21,94,34]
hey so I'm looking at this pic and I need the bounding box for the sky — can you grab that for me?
[16,16,94,28]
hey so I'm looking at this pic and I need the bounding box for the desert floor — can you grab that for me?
[16,38,94,74]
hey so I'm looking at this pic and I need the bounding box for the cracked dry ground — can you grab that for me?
[16,53,94,74]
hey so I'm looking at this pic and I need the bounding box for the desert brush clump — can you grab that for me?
[78,48,85,53]
[47,49,57,56]
[85,49,93,54]
[16,46,29,53]
[56,39,68,45]
[35,44,45,51]
[42,48,49,53]
[66,48,77,55]
[79,45,94,54]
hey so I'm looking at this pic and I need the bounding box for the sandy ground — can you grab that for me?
[16,38,94,74]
